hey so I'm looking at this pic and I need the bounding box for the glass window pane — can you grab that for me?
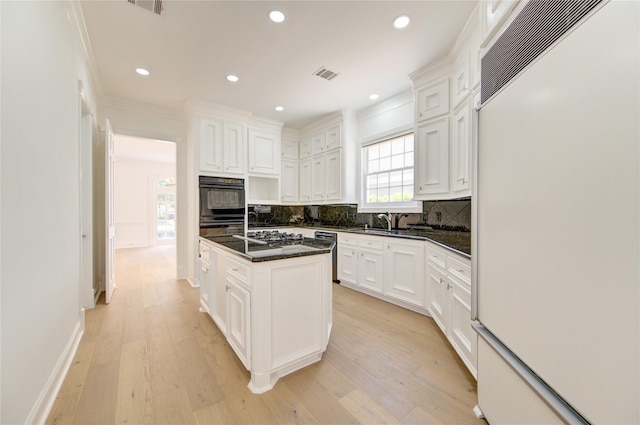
[391,154,404,169]
[379,156,391,172]
[392,138,405,155]
[389,186,403,202]
[368,159,379,173]
[378,172,389,188]
[367,189,378,203]
[367,174,378,189]
[403,169,414,185]
[389,170,402,186]
[379,141,391,158]
[404,134,414,152]
[405,152,414,167]
[377,187,389,203]
[403,185,414,201]
[368,144,379,160]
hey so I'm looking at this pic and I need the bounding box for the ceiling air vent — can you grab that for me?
[314,67,339,81]
[481,0,602,103]
[127,0,163,15]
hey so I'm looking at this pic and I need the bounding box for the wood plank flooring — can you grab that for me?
[46,245,485,425]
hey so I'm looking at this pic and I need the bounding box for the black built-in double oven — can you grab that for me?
[199,176,245,237]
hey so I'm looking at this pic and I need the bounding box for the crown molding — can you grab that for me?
[64,1,102,96]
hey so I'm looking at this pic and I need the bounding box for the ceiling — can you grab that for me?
[80,1,476,129]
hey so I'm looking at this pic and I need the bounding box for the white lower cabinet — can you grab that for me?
[335,232,476,379]
[426,243,477,378]
[226,275,251,370]
[384,240,425,308]
[198,237,332,394]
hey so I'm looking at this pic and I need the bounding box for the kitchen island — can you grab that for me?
[197,231,334,394]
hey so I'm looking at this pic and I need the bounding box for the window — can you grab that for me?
[360,133,421,212]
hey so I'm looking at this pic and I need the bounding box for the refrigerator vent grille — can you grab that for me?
[481,0,602,104]
[127,0,163,16]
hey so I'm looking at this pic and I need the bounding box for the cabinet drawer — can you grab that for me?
[447,254,471,284]
[338,232,358,246]
[359,236,384,251]
[199,242,211,262]
[426,244,447,268]
[226,257,249,285]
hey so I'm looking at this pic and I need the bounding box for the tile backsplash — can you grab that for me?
[249,199,471,231]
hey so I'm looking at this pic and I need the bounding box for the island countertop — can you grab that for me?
[200,234,334,262]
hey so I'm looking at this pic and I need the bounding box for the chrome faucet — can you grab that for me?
[248,211,258,221]
[377,212,392,231]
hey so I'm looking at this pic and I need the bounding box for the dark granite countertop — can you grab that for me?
[200,235,334,262]
[248,224,471,258]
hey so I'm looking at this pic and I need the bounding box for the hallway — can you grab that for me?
[46,246,483,424]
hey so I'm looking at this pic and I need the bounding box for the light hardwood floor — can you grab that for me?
[46,245,485,425]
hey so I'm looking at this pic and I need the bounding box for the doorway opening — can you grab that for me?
[112,134,177,278]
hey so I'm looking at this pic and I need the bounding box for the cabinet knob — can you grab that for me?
[225,285,230,292]
[439,278,444,284]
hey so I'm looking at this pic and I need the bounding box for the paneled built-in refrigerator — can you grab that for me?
[473,1,639,423]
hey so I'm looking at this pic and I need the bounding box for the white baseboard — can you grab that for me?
[26,311,85,425]
[186,277,199,288]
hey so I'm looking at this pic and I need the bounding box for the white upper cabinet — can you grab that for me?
[281,159,299,203]
[451,100,471,195]
[325,150,342,201]
[311,132,326,156]
[247,128,281,176]
[299,158,312,202]
[415,117,450,197]
[223,121,245,175]
[299,138,312,159]
[311,155,325,201]
[325,124,342,151]
[416,78,450,122]
[199,117,223,173]
[452,51,470,109]
[197,116,246,175]
[480,0,520,44]
[281,139,299,160]
[199,117,246,176]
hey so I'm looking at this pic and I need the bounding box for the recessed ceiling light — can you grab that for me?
[226,74,239,82]
[136,68,150,76]
[369,94,380,100]
[275,106,284,112]
[393,15,410,29]
[269,10,286,23]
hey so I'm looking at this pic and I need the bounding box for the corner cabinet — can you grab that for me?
[415,117,450,197]
[384,239,425,308]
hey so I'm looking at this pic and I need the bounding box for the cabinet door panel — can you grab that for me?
[248,129,280,175]
[299,159,312,202]
[227,279,251,370]
[416,79,450,122]
[224,121,245,175]
[358,249,384,293]
[449,276,477,377]
[311,132,326,155]
[451,101,471,194]
[325,151,341,201]
[338,245,358,285]
[199,117,223,172]
[384,242,424,307]
[427,263,447,333]
[311,155,325,201]
[325,124,342,151]
[415,117,449,196]
[281,160,299,202]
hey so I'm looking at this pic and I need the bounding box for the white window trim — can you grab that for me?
[358,131,422,214]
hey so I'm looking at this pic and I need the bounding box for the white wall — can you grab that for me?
[114,158,175,248]
[1,2,97,423]
[357,88,414,144]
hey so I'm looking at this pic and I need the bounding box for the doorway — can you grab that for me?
[112,135,177,276]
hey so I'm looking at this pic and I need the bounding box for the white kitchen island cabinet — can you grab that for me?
[199,237,333,394]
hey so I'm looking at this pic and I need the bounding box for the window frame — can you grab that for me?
[358,131,421,214]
